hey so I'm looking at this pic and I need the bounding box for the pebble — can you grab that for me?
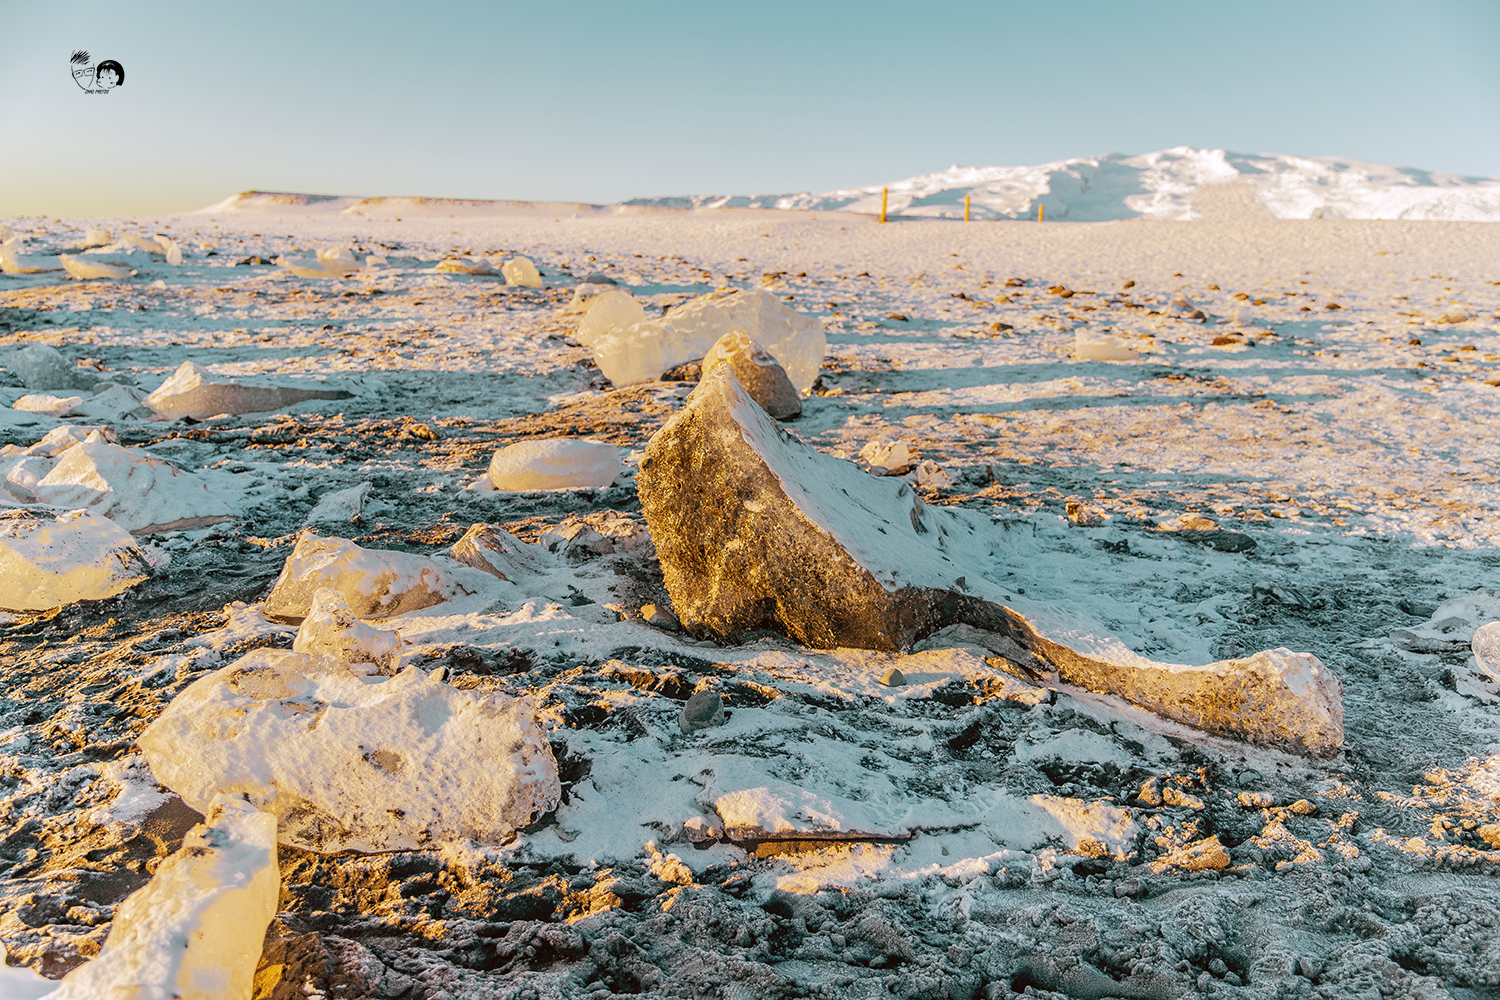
[878,667,906,687]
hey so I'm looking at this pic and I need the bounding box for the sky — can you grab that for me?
[2,0,1498,218]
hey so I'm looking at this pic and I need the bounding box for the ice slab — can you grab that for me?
[6,344,97,391]
[488,438,621,491]
[59,254,132,280]
[0,508,151,611]
[33,439,235,535]
[139,650,560,853]
[592,288,825,391]
[39,796,278,1000]
[1074,330,1138,361]
[145,361,352,420]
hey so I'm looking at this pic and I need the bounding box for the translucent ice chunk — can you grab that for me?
[502,256,543,287]
[293,587,403,673]
[0,508,151,611]
[60,254,132,280]
[1074,330,1137,361]
[576,289,646,347]
[154,234,183,265]
[82,228,114,247]
[488,438,621,490]
[592,288,825,391]
[1473,621,1500,681]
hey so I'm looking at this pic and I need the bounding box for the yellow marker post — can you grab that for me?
[965,196,970,221]
[880,188,888,223]
[1037,203,1044,223]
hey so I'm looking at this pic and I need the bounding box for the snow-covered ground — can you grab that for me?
[2,198,1500,999]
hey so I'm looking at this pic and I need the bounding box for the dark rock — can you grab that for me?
[679,690,725,733]
[700,331,801,419]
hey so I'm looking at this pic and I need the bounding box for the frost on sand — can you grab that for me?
[139,650,561,853]
[592,287,826,391]
[639,365,1344,754]
[35,796,278,1000]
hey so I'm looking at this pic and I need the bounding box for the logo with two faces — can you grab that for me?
[70,51,124,93]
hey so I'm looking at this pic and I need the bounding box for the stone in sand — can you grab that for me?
[502,256,543,287]
[139,649,560,853]
[0,508,151,611]
[292,588,403,674]
[638,364,1344,754]
[33,439,235,534]
[488,438,621,491]
[700,330,801,419]
[450,523,553,582]
[679,689,725,733]
[39,796,278,1000]
[263,532,474,622]
[592,287,825,391]
[145,361,352,420]
[6,344,96,391]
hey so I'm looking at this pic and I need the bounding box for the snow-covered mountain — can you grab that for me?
[626,146,1500,222]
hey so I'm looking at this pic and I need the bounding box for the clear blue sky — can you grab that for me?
[2,0,1497,217]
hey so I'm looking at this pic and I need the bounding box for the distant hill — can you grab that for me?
[626,146,1500,222]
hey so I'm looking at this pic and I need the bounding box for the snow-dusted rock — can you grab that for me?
[59,254,132,280]
[144,361,352,420]
[501,256,543,287]
[701,330,801,419]
[304,482,371,524]
[6,344,96,391]
[576,289,646,347]
[592,288,825,391]
[33,439,235,534]
[0,508,151,611]
[488,438,621,491]
[639,365,1343,753]
[139,649,561,853]
[436,258,497,275]
[263,532,474,621]
[450,523,553,582]
[12,393,83,416]
[39,796,277,1000]
[292,588,403,673]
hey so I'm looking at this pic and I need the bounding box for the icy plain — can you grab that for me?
[0,184,1499,998]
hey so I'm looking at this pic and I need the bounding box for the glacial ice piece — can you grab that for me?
[153,234,183,265]
[0,508,151,611]
[701,330,801,419]
[82,228,114,247]
[292,588,403,673]
[139,649,561,853]
[592,288,825,391]
[304,482,370,524]
[860,437,914,473]
[576,289,646,347]
[1074,330,1137,361]
[436,258,497,275]
[3,454,54,501]
[59,254,132,280]
[33,439,235,534]
[487,438,621,491]
[1474,622,1500,682]
[71,384,153,422]
[263,532,474,621]
[38,796,278,1000]
[638,364,1344,754]
[117,232,166,255]
[23,424,118,457]
[13,393,83,416]
[275,248,359,278]
[559,282,615,315]
[6,344,97,391]
[450,523,553,582]
[502,256,543,287]
[145,361,352,419]
[0,243,63,274]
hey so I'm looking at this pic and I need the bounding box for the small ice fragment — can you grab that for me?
[1074,330,1137,361]
[154,234,183,265]
[12,393,83,416]
[576,289,646,346]
[0,243,64,274]
[293,587,403,673]
[436,258,496,275]
[860,437,913,474]
[304,482,371,525]
[82,228,114,247]
[501,256,543,287]
[911,459,953,488]
[1473,621,1500,681]
[488,438,621,491]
